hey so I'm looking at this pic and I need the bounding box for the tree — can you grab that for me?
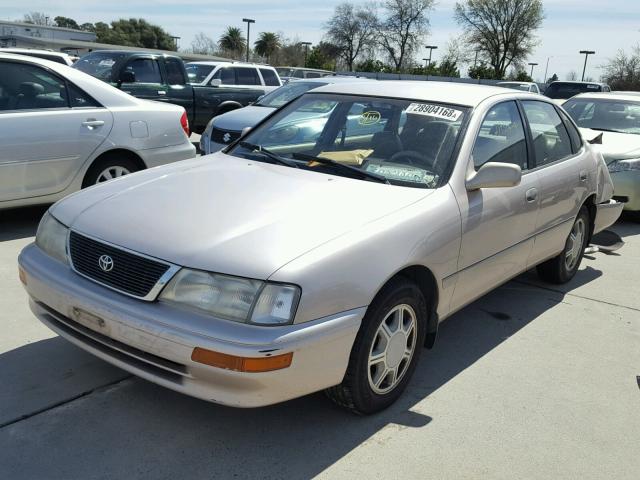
[219,27,246,60]
[325,2,378,71]
[468,61,497,79]
[438,58,461,77]
[378,0,435,72]
[455,0,544,79]
[190,32,217,55]
[54,16,79,30]
[254,32,281,63]
[95,19,176,50]
[566,70,578,81]
[546,73,558,84]
[306,42,341,70]
[602,45,640,90]
[23,12,50,25]
[356,58,392,73]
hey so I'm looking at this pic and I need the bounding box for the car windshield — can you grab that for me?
[73,52,128,82]
[498,83,530,92]
[546,82,602,99]
[256,81,327,108]
[228,93,468,188]
[186,64,216,84]
[564,98,640,135]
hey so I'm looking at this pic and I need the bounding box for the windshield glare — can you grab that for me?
[229,93,468,188]
[74,52,127,81]
[257,81,326,108]
[564,98,640,135]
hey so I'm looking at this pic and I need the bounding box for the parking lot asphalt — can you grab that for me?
[1,207,639,480]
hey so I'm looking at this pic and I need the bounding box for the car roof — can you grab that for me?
[0,48,70,58]
[289,76,371,85]
[549,80,608,86]
[497,81,534,85]
[569,92,639,102]
[308,80,516,107]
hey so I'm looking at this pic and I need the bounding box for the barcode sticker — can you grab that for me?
[406,103,462,121]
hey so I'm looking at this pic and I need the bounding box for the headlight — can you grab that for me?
[35,212,69,264]
[160,269,301,325]
[608,158,640,173]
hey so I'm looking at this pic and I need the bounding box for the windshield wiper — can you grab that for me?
[291,152,390,184]
[238,141,299,168]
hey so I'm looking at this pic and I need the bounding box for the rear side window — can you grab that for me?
[305,72,322,78]
[472,101,528,170]
[259,68,280,86]
[165,58,186,85]
[521,101,573,166]
[234,68,261,86]
[124,58,162,83]
[0,62,68,111]
[67,83,100,108]
[213,67,235,85]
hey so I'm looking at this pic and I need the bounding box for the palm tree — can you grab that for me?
[254,32,281,63]
[219,26,246,59]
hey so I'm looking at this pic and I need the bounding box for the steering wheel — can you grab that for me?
[389,150,437,170]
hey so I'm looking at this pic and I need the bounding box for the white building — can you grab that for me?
[0,21,96,51]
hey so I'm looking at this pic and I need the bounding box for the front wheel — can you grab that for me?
[325,278,427,415]
[536,206,590,284]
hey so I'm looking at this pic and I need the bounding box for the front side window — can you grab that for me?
[228,93,468,188]
[0,62,68,111]
[259,68,280,86]
[212,67,235,85]
[521,101,573,166]
[472,101,527,170]
[234,68,260,86]
[563,98,640,135]
[185,64,215,84]
[124,58,162,83]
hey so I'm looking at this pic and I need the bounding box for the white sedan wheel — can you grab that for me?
[96,165,131,183]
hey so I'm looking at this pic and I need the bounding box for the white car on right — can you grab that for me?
[563,92,640,213]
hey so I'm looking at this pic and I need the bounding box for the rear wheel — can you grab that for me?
[536,207,590,284]
[325,277,427,415]
[82,154,140,188]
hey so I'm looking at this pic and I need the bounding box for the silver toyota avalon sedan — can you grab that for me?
[19,81,622,414]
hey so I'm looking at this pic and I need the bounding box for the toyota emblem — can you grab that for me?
[223,132,231,143]
[98,255,114,272]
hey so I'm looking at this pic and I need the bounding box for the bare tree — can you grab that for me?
[601,45,640,90]
[378,0,435,72]
[455,0,544,79]
[325,2,378,71]
[566,70,578,81]
[23,12,50,25]
[190,32,217,55]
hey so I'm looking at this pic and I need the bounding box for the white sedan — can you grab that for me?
[0,53,196,210]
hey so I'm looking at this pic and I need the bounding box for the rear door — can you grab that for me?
[520,100,588,265]
[157,56,193,115]
[0,60,113,202]
[451,100,541,311]
[118,56,166,101]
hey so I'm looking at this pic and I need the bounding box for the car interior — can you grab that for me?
[0,62,68,110]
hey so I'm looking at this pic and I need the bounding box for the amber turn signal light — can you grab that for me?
[191,347,293,373]
[18,266,27,286]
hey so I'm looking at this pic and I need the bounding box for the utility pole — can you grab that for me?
[528,62,538,79]
[425,45,438,67]
[579,50,595,81]
[242,18,255,62]
[301,41,312,67]
[543,56,552,83]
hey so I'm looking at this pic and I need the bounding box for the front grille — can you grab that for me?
[69,231,171,299]
[211,126,241,145]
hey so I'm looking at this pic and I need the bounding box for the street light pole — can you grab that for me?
[422,58,429,69]
[301,41,312,67]
[242,18,255,63]
[579,50,595,81]
[543,56,552,83]
[425,45,438,67]
[528,62,538,79]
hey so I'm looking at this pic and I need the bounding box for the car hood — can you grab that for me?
[212,105,274,132]
[579,128,640,162]
[53,154,432,280]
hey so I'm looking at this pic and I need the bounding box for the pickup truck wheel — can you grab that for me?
[82,155,140,187]
[536,206,590,284]
[325,277,427,415]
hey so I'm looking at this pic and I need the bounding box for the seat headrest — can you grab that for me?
[19,82,44,97]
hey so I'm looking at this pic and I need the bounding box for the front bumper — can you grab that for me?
[19,244,363,407]
[593,199,624,234]
[610,171,640,211]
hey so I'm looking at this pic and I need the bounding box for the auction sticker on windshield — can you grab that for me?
[406,103,462,121]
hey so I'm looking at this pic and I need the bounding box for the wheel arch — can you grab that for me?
[82,148,146,187]
[217,101,243,115]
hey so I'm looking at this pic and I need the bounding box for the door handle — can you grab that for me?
[526,188,538,202]
[579,170,588,182]
[157,90,167,95]
[82,119,105,128]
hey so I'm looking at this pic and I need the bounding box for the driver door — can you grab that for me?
[450,100,541,312]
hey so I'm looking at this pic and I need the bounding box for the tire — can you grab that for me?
[536,206,590,284]
[82,154,140,188]
[325,277,428,415]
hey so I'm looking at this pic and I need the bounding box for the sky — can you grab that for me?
[2,0,640,81]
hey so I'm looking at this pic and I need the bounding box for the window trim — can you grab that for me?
[518,99,581,171]
[554,104,583,154]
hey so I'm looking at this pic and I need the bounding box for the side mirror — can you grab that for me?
[466,162,522,190]
[241,126,252,137]
[210,79,221,87]
[118,70,136,84]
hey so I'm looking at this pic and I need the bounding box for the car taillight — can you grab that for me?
[180,110,190,137]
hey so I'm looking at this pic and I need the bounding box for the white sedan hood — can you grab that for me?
[53,154,431,279]
[579,128,640,161]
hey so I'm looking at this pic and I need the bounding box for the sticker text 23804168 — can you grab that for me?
[406,103,463,122]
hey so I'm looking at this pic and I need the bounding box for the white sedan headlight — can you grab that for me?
[160,269,301,325]
[608,158,640,173]
[35,212,69,264]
